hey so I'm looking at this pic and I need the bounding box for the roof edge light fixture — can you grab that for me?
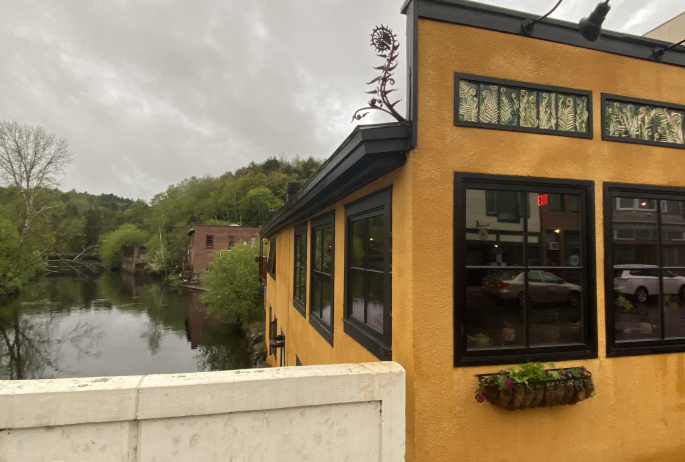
[521,0,563,36]
[578,0,611,42]
[654,38,685,60]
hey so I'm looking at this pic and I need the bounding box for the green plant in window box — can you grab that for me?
[474,362,594,410]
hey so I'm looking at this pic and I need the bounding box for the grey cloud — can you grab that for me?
[0,0,681,199]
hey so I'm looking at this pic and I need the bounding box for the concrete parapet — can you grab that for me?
[0,362,405,462]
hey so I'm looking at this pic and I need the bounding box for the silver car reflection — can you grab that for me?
[481,270,581,307]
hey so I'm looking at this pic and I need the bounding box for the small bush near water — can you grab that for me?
[201,244,263,329]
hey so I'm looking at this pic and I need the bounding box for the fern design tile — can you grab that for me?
[519,89,538,128]
[499,87,519,126]
[637,106,654,141]
[557,94,576,132]
[479,84,499,124]
[654,108,684,145]
[538,92,557,130]
[576,96,589,133]
[458,81,479,122]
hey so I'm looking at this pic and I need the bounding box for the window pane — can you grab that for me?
[638,199,656,210]
[548,194,564,212]
[368,216,385,271]
[529,269,583,346]
[618,198,635,209]
[613,265,661,342]
[528,192,582,267]
[367,272,384,333]
[662,200,685,266]
[569,195,580,213]
[613,196,658,265]
[467,269,524,349]
[322,229,333,274]
[299,267,306,302]
[664,269,685,338]
[465,189,523,267]
[314,230,323,271]
[310,271,320,314]
[350,220,366,268]
[321,274,332,325]
[350,269,365,322]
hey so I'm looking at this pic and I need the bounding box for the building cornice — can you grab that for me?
[260,122,411,238]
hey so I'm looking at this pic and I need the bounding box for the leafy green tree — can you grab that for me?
[240,186,282,227]
[201,245,262,328]
[99,224,149,269]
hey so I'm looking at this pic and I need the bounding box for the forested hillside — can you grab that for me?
[0,156,322,273]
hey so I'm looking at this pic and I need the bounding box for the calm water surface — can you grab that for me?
[0,272,251,380]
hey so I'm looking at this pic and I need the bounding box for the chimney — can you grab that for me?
[286,181,302,201]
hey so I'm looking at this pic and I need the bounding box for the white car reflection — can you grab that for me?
[614,264,685,303]
[481,270,581,307]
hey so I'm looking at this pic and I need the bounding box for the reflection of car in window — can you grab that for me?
[614,264,685,303]
[481,270,581,307]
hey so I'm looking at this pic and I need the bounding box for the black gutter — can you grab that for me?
[401,0,685,69]
[260,122,411,238]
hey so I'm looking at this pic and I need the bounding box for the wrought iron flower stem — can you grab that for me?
[351,25,406,123]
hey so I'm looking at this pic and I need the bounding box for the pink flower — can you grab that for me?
[505,378,514,389]
[475,393,485,403]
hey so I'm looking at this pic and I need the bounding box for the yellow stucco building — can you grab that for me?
[261,1,685,460]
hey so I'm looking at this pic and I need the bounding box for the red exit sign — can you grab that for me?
[538,194,548,206]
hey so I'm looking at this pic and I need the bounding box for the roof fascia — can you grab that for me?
[404,0,685,68]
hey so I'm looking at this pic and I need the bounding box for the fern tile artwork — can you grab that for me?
[459,81,479,122]
[479,84,500,124]
[604,97,684,146]
[557,94,576,132]
[499,87,519,126]
[576,97,589,133]
[455,74,591,138]
[539,92,557,130]
[519,90,538,128]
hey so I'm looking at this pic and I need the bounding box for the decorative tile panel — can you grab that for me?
[454,73,592,139]
[602,94,685,148]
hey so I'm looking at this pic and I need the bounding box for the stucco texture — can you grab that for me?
[411,19,685,462]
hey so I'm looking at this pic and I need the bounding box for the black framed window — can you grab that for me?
[206,235,214,249]
[344,188,391,360]
[309,212,334,344]
[455,173,596,367]
[605,183,685,357]
[292,223,307,317]
[266,238,276,280]
[228,235,235,248]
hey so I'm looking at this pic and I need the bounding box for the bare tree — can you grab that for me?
[0,120,74,292]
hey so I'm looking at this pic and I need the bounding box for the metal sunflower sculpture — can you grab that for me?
[351,25,405,123]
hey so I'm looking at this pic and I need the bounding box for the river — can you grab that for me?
[0,272,252,380]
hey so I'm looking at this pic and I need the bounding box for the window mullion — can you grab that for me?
[319,229,325,317]
[364,220,369,324]
[657,200,665,340]
[522,190,529,349]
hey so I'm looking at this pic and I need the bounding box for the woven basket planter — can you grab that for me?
[477,370,594,410]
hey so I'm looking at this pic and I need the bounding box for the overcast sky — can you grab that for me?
[1,0,683,201]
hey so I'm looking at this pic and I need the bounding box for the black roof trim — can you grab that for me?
[401,0,685,69]
[260,122,411,238]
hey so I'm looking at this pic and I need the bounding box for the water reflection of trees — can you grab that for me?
[1,273,252,379]
[0,283,103,380]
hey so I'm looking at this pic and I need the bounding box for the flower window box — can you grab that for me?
[474,363,594,410]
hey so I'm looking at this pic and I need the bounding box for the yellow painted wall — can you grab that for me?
[264,18,685,462]
[410,19,685,462]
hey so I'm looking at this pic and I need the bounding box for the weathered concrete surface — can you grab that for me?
[0,362,405,462]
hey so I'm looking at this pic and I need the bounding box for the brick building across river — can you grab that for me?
[187,224,260,279]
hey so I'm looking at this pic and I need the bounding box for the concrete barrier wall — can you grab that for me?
[0,362,405,462]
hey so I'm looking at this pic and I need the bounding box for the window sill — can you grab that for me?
[455,347,596,368]
[309,313,333,346]
[292,298,306,318]
[343,318,390,361]
[607,342,685,359]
